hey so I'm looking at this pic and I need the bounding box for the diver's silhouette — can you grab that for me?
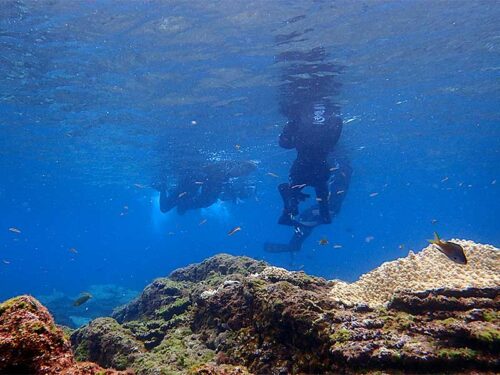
[268,41,348,252]
[156,160,256,215]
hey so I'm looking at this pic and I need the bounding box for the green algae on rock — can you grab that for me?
[68,243,500,373]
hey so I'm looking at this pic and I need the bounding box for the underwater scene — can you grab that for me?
[0,0,499,374]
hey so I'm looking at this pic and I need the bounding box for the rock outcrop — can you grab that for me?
[0,295,128,374]
[67,242,499,374]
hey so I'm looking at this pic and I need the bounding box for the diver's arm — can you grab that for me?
[279,120,298,149]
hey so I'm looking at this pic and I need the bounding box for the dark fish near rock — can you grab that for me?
[428,232,467,265]
[73,292,92,307]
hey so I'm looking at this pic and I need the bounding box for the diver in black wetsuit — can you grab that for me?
[264,37,347,253]
[157,160,256,215]
[277,103,342,226]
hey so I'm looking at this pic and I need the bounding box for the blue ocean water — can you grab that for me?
[1,1,499,325]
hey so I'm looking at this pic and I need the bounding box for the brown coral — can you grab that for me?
[0,295,127,374]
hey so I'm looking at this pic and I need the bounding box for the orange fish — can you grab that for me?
[318,238,329,245]
[227,226,242,236]
[428,232,467,265]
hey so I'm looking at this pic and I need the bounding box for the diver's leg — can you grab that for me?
[278,183,298,225]
[315,182,331,224]
[288,225,313,252]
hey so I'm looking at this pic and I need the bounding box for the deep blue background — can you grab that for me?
[0,1,499,313]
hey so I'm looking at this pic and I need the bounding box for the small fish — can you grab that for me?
[316,197,323,202]
[194,181,204,185]
[330,166,339,171]
[133,183,147,189]
[369,192,379,197]
[336,190,345,195]
[492,179,496,185]
[199,219,208,226]
[191,120,197,125]
[428,232,467,265]
[73,292,92,307]
[291,184,306,189]
[235,144,241,150]
[431,219,438,225]
[8,227,21,234]
[69,248,78,254]
[333,244,342,249]
[398,244,405,249]
[168,231,175,236]
[2,260,10,265]
[441,177,449,182]
[319,238,329,245]
[365,236,375,243]
[266,172,279,178]
[178,192,187,198]
[227,226,241,236]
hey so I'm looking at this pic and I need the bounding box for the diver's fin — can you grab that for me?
[264,242,297,253]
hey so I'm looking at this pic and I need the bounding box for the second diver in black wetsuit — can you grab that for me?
[157,160,257,215]
[277,102,343,227]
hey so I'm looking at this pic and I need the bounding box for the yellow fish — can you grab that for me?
[428,232,467,265]
[227,226,242,236]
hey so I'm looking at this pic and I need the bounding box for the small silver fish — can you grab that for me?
[227,226,241,236]
[428,232,467,265]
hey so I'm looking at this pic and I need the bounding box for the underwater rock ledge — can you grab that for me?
[2,240,499,374]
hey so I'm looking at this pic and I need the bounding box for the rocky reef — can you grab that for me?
[0,295,128,374]
[1,240,499,374]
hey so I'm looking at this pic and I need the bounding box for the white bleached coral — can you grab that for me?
[329,240,500,307]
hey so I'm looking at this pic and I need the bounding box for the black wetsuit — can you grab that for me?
[278,102,342,225]
[266,157,351,253]
[159,160,256,215]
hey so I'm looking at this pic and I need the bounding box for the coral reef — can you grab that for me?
[67,243,499,374]
[0,295,127,374]
[2,243,498,374]
[329,240,499,306]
